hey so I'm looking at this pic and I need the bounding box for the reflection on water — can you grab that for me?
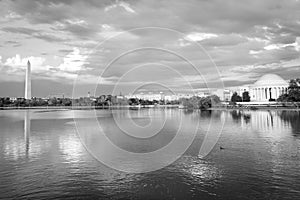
[230,110,251,125]
[24,110,30,157]
[0,109,299,199]
[279,111,300,136]
[228,109,300,137]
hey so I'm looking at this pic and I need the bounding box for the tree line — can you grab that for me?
[0,95,180,108]
[1,78,299,108]
[230,78,300,104]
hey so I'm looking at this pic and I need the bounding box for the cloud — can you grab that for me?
[4,40,21,47]
[2,27,67,42]
[249,50,263,55]
[0,50,91,83]
[295,37,300,51]
[58,48,89,72]
[2,27,38,35]
[52,20,98,39]
[105,1,136,14]
[264,44,281,50]
[58,49,74,53]
[202,34,248,48]
[185,32,218,42]
[1,0,300,96]
[4,54,47,72]
[0,11,22,22]
[0,54,48,83]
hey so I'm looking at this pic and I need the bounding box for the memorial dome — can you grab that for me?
[254,74,288,86]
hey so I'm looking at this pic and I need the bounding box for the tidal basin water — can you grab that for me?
[0,109,299,199]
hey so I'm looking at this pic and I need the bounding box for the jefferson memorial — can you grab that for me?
[229,74,289,102]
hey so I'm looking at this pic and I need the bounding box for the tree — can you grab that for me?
[277,93,289,102]
[277,78,300,102]
[62,98,72,106]
[210,95,221,105]
[199,97,211,110]
[230,92,242,104]
[0,98,3,107]
[242,91,251,102]
[287,78,300,102]
[180,98,194,109]
[199,95,221,109]
[179,95,220,110]
[128,98,139,105]
[190,96,201,109]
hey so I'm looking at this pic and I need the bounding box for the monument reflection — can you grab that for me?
[229,109,300,137]
[24,110,31,157]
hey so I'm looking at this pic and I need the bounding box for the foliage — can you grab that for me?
[180,95,221,110]
[128,98,139,105]
[181,97,197,109]
[200,95,221,109]
[1,94,183,108]
[242,91,251,102]
[230,92,242,104]
[277,78,300,102]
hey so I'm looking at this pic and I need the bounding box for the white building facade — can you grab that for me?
[229,74,289,102]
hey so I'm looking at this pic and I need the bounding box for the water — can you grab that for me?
[0,109,299,199]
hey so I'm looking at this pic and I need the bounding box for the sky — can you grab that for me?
[0,0,300,97]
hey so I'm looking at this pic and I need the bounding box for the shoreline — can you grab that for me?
[208,107,300,111]
[1,105,300,111]
[0,105,179,110]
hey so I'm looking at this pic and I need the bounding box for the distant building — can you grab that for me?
[126,92,211,102]
[10,97,17,101]
[126,92,164,101]
[195,91,210,98]
[211,89,231,101]
[164,95,179,101]
[123,73,288,103]
[177,93,194,99]
[116,95,125,100]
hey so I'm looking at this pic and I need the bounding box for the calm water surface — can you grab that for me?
[0,109,299,199]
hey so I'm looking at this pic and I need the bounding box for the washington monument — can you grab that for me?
[25,60,31,99]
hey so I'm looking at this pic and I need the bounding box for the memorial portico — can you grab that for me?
[229,74,289,102]
[250,74,289,101]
